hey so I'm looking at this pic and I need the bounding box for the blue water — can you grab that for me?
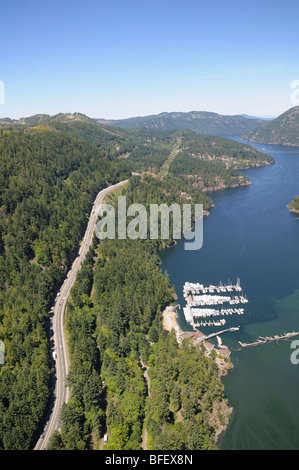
[159,139,299,449]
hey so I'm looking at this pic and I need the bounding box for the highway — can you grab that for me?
[35,179,129,450]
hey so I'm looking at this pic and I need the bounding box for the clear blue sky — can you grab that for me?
[1,0,299,119]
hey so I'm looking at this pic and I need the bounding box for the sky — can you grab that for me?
[1,0,299,119]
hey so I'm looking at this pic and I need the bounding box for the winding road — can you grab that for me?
[35,179,129,450]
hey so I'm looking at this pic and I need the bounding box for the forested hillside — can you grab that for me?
[241,106,299,146]
[99,110,265,136]
[48,176,230,450]
[0,127,131,449]
[167,132,274,191]
[123,128,274,186]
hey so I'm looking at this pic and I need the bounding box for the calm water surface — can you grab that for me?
[159,139,299,450]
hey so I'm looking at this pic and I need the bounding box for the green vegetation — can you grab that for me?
[124,128,274,187]
[0,112,272,450]
[48,176,229,450]
[177,132,274,167]
[1,112,274,180]
[168,132,274,191]
[0,127,131,450]
[145,334,223,450]
[242,106,299,146]
[48,238,174,450]
[125,173,212,211]
[0,113,136,159]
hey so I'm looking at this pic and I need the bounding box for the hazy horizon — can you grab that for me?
[0,108,278,121]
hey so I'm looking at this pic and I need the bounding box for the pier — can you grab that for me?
[183,278,247,327]
[201,326,240,342]
[179,326,239,356]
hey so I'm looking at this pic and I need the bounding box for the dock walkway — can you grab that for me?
[239,331,299,348]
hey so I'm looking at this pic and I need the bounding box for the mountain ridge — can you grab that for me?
[0,110,268,138]
[241,106,299,146]
[96,110,265,136]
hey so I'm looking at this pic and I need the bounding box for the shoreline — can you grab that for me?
[162,303,233,444]
[244,139,299,148]
[202,179,251,193]
[288,205,299,215]
[162,304,184,341]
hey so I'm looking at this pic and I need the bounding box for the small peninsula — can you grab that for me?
[288,195,299,214]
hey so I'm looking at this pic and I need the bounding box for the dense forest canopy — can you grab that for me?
[48,177,230,450]
[98,110,265,136]
[0,126,131,449]
[166,132,274,191]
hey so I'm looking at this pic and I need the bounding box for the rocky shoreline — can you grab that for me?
[202,179,251,193]
[288,205,299,215]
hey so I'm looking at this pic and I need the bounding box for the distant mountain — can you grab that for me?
[12,113,93,126]
[241,107,299,146]
[0,112,133,156]
[98,111,265,136]
[0,111,274,172]
[0,112,94,126]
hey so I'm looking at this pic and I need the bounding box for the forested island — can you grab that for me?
[0,113,273,450]
[288,195,299,214]
[97,110,265,136]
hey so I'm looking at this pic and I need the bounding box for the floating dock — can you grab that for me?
[183,278,247,327]
[196,319,226,327]
[183,278,243,297]
[191,307,245,317]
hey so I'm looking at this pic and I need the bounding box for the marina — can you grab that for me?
[190,307,245,317]
[183,278,243,295]
[183,279,248,327]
